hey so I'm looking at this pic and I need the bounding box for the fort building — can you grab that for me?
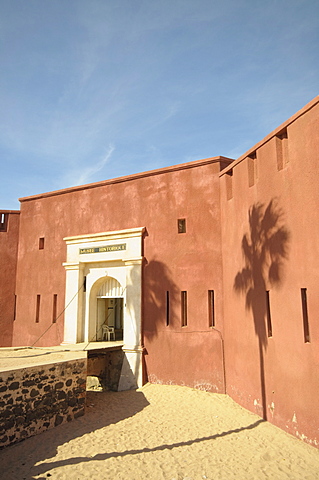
[1,96,318,447]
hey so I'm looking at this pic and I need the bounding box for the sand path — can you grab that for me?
[0,384,318,480]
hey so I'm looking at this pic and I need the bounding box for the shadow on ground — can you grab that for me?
[0,386,266,480]
[31,419,265,478]
[0,389,149,480]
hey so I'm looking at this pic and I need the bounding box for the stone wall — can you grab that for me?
[0,357,87,449]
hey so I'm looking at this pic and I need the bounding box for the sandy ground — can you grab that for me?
[0,384,318,480]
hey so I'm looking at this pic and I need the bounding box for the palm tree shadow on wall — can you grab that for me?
[234,199,290,420]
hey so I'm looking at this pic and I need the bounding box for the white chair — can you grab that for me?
[102,325,115,341]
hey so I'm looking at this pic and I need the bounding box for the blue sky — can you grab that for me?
[1,0,318,209]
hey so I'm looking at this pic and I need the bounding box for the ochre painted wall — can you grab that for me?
[2,96,319,448]
[0,211,20,346]
[220,98,319,447]
[13,158,229,393]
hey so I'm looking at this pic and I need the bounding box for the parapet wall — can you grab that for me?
[0,357,87,449]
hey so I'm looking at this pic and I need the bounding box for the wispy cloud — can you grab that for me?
[61,144,115,187]
[1,0,319,208]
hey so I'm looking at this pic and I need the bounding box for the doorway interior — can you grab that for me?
[96,297,124,341]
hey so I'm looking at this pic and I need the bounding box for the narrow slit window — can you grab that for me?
[52,294,58,324]
[301,288,310,343]
[266,291,272,337]
[181,291,187,327]
[166,291,170,326]
[208,290,215,327]
[178,218,186,234]
[13,294,17,321]
[39,237,45,250]
[35,295,41,323]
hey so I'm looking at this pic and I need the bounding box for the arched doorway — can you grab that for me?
[63,227,145,389]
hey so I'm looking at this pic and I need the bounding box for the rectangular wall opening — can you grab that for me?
[266,291,272,337]
[208,290,215,327]
[13,294,17,321]
[178,218,186,234]
[166,291,170,326]
[35,295,41,323]
[301,288,310,343]
[39,237,45,250]
[181,291,187,327]
[52,294,58,323]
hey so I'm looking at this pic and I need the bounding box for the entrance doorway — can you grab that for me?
[63,227,145,389]
[96,297,124,341]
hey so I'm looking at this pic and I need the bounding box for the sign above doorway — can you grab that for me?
[79,244,126,254]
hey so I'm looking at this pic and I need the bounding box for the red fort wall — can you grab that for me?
[0,211,20,346]
[13,158,231,394]
[1,96,319,447]
[220,97,319,447]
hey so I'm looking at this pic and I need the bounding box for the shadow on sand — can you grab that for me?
[0,389,149,480]
[33,419,265,478]
[0,388,266,480]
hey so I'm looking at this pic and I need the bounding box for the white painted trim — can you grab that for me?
[63,227,145,389]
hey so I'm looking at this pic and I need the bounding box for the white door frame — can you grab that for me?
[62,227,145,389]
